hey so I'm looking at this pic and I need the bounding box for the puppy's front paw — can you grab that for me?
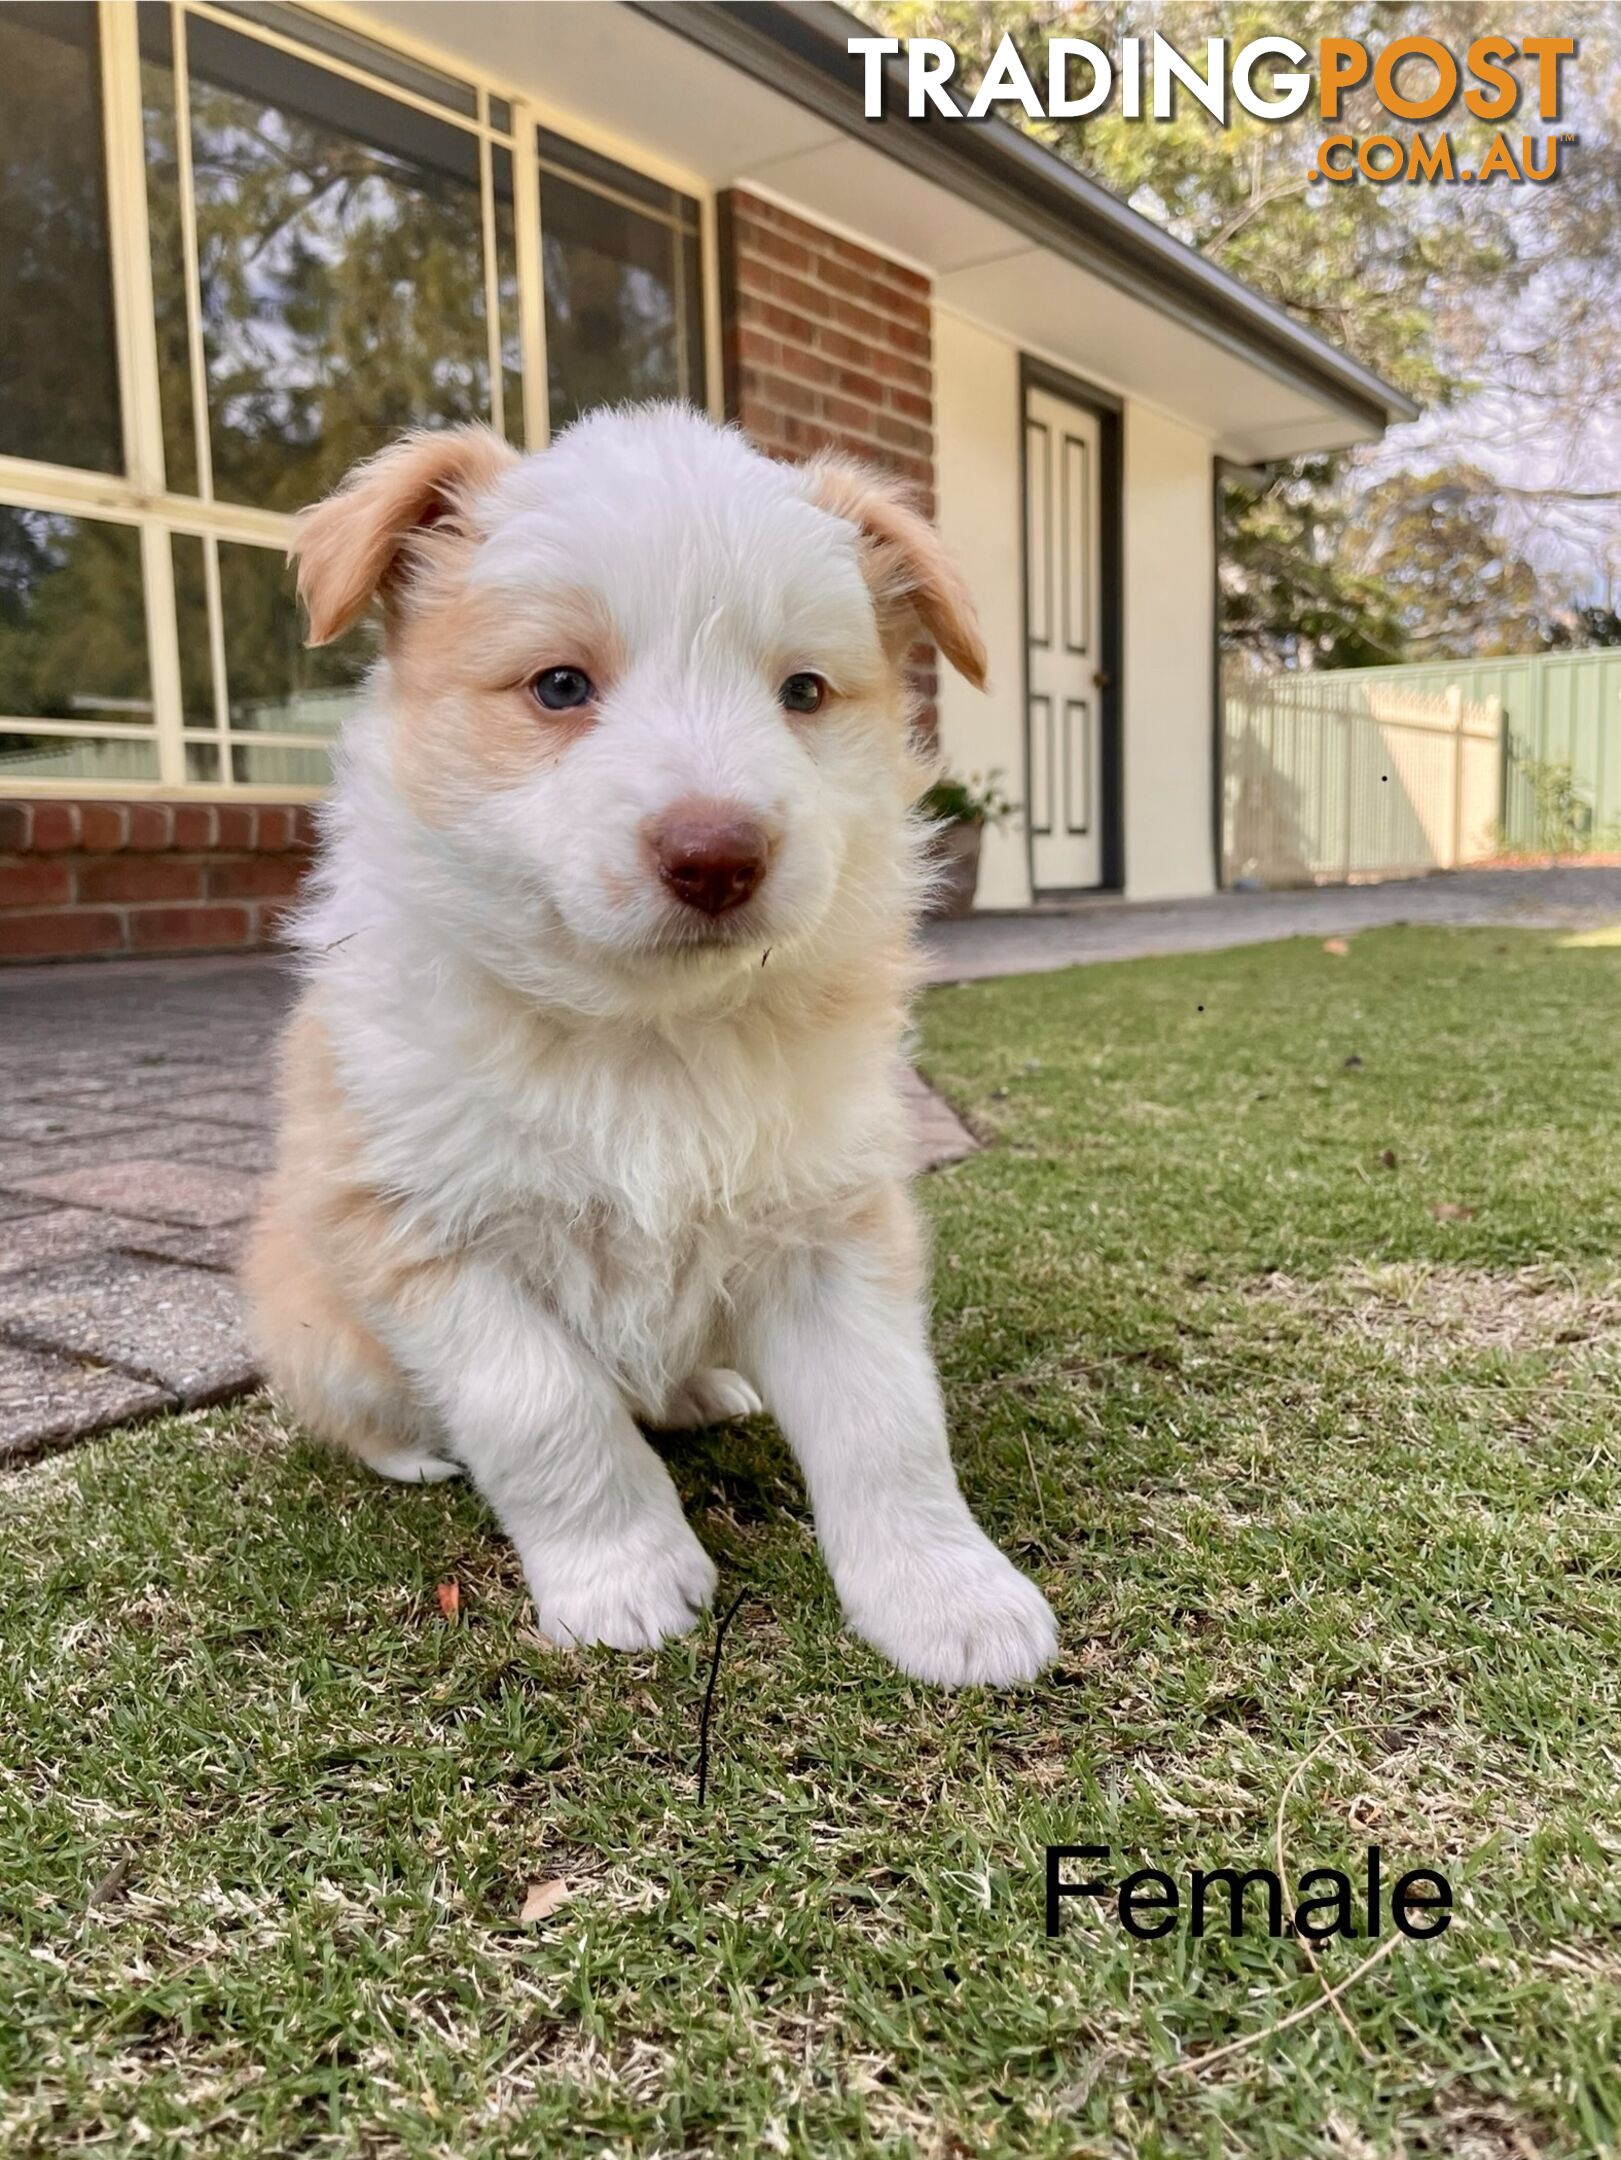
[524,1510,718,1652]
[655,1367,764,1429]
[838,1523,1058,1687]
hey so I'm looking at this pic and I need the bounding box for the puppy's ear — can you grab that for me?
[292,425,517,647]
[805,454,987,691]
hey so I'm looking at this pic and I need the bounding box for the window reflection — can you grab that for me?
[219,540,367,735]
[0,509,150,725]
[140,5,200,497]
[183,15,493,512]
[0,3,122,474]
[539,135,705,433]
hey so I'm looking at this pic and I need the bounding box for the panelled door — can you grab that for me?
[1024,384,1105,891]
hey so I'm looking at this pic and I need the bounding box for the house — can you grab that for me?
[0,0,1415,959]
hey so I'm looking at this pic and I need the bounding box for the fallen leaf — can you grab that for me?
[1379,1148,1398,1170]
[435,1579,460,1618]
[1344,1054,1363,1069]
[1323,938,1350,957]
[520,1877,570,1924]
[1431,1201,1477,1222]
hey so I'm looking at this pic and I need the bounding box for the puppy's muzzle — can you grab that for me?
[649,801,770,917]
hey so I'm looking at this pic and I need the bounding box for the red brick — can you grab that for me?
[0,804,28,852]
[291,807,321,848]
[254,807,294,850]
[172,805,217,849]
[128,904,250,952]
[205,855,307,900]
[126,805,171,851]
[77,857,205,905]
[78,803,128,851]
[215,806,255,848]
[0,909,124,959]
[29,804,80,852]
[0,860,72,907]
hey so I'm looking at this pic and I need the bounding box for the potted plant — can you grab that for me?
[916,769,1016,919]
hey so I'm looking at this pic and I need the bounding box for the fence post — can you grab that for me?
[1483,694,1502,860]
[1446,684,1464,868]
[1341,709,1354,878]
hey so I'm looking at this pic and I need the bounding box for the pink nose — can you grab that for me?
[650,804,769,916]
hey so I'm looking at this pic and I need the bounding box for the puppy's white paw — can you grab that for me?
[523,1510,718,1653]
[837,1523,1058,1687]
[368,1445,462,1484]
[656,1368,764,1429]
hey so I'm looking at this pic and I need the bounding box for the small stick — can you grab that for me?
[696,1588,754,1806]
[1162,1930,1408,2080]
[1274,1732,1374,2064]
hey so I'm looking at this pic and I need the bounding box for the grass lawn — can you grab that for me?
[5,925,1621,2159]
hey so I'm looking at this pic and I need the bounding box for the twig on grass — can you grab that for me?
[1162,1930,1409,2081]
[1274,1731,1374,2064]
[696,1588,755,1806]
[1019,1429,1049,1536]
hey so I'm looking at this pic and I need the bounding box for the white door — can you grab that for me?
[1024,385,1105,891]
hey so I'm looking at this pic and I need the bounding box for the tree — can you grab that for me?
[863,2,1621,663]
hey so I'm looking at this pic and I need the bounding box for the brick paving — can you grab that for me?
[4,864,1615,1464]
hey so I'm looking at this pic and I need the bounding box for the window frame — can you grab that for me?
[0,0,722,800]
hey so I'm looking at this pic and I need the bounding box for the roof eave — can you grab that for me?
[633,0,1420,436]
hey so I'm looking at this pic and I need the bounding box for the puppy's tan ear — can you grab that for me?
[805,454,987,690]
[292,425,517,647]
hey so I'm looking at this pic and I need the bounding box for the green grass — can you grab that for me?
[5,925,1621,2158]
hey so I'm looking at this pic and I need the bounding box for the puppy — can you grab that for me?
[243,405,1057,1687]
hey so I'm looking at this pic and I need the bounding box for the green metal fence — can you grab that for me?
[1250,650,1621,853]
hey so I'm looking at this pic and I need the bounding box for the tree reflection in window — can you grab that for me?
[0,3,122,475]
[0,509,150,725]
[539,134,705,434]
[178,16,493,512]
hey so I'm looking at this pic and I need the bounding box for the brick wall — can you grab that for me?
[716,189,938,728]
[0,800,315,963]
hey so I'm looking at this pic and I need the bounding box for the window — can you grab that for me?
[539,130,706,433]
[0,3,713,797]
[0,508,159,785]
[158,13,498,513]
[0,4,122,474]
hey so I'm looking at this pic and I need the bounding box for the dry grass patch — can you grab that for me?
[1251,1264,1621,1368]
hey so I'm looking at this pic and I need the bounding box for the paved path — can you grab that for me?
[921,865,1621,981]
[4,866,1615,1463]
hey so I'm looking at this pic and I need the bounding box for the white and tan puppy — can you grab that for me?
[244,405,1057,1686]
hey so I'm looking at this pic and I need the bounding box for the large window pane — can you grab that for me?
[0,510,150,726]
[219,540,367,734]
[539,136,705,432]
[0,3,122,473]
[184,16,493,512]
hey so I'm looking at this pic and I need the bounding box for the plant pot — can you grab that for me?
[924,820,983,920]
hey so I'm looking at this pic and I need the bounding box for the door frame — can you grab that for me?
[1018,354,1124,897]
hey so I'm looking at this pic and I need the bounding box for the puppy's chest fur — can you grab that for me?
[330,983,907,1411]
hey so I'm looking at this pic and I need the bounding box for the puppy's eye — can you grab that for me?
[778,672,827,716]
[530,666,594,712]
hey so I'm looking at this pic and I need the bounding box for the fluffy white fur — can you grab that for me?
[245,405,1057,1686]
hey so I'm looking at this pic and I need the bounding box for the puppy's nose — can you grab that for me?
[651,804,769,916]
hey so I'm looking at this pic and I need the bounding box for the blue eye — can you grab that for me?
[530,666,594,711]
[779,672,826,715]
